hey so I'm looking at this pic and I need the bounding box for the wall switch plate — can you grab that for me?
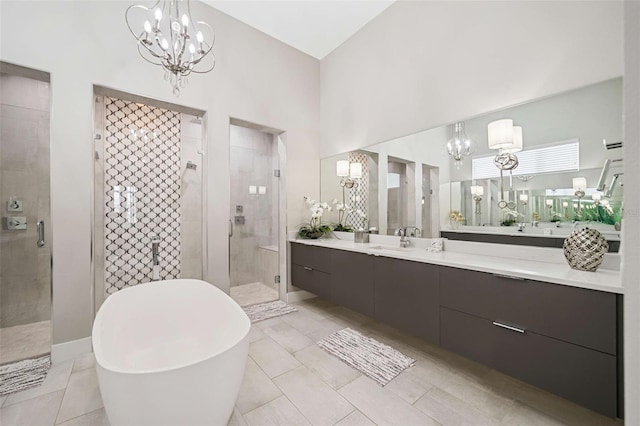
[7,200,23,212]
[4,216,27,230]
[236,205,243,214]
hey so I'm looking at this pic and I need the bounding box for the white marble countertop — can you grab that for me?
[290,237,623,294]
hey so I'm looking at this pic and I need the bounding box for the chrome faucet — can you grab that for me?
[517,223,526,232]
[404,226,421,238]
[398,229,411,248]
[151,234,161,266]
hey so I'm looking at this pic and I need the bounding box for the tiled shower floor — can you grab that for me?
[230,282,279,307]
[0,299,622,425]
[0,320,50,365]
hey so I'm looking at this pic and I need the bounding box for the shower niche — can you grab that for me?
[93,88,206,313]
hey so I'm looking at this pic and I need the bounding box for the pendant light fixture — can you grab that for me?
[125,0,215,96]
[446,122,475,166]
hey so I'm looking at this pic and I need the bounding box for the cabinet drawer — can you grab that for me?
[291,242,331,272]
[440,267,617,354]
[291,264,331,299]
[330,250,374,317]
[440,307,617,417]
[374,257,439,343]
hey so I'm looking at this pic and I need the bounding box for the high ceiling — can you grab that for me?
[202,1,395,59]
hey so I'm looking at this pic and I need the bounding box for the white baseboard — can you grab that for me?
[285,290,316,303]
[51,337,92,365]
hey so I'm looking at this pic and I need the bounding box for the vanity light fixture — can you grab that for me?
[488,119,521,209]
[519,193,528,204]
[470,185,484,216]
[336,159,362,214]
[125,0,216,96]
[336,160,360,189]
[446,122,475,166]
[573,177,587,216]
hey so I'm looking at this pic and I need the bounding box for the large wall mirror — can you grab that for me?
[320,77,623,243]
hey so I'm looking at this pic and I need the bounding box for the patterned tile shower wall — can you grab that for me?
[348,151,368,229]
[103,97,181,294]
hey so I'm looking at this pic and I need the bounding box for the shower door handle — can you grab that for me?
[37,220,45,247]
[229,219,233,237]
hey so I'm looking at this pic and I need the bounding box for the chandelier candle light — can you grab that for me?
[126,0,215,96]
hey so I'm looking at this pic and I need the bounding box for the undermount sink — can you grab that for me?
[367,245,416,252]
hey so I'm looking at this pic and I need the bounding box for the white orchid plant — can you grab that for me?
[501,208,524,226]
[298,197,333,239]
[331,198,366,232]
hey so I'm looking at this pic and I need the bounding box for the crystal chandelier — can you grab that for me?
[125,0,215,96]
[446,122,475,166]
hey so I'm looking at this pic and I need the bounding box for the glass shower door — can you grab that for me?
[0,67,51,364]
[228,123,280,307]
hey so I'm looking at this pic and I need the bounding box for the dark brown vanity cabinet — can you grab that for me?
[290,243,332,299]
[373,256,439,343]
[439,266,619,417]
[329,250,375,317]
[289,243,621,417]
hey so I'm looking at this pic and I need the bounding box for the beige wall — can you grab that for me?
[0,1,320,344]
[320,1,623,157]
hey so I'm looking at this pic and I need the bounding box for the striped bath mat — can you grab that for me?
[317,328,415,386]
[0,355,51,396]
[243,300,297,323]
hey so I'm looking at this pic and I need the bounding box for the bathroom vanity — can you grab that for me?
[290,239,623,418]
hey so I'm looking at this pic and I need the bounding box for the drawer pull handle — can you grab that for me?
[493,321,525,334]
[303,267,313,271]
[493,273,525,281]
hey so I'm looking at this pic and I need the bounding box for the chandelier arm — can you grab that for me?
[124,3,160,41]
[135,35,166,61]
[190,55,215,74]
[194,21,215,56]
[176,34,188,67]
[137,44,163,66]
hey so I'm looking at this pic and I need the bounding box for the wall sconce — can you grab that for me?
[546,199,554,221]
[488,119,522,209]
[336,159,363,211]
[446,122,475,166]
[519,193,528,206]
[470,185,484,215]
[336,160,360,189]
[572,177,587,216]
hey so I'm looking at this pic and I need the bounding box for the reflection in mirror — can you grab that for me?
[321,77,623,242]
[321,151,379,232]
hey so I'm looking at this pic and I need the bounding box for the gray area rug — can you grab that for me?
[0,355,51,396]
[243,300,297,323]
[317,328,416,386]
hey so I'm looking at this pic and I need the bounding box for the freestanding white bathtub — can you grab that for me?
[92,279,251,426]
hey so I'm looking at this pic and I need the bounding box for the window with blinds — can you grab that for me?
[472,139,579,180]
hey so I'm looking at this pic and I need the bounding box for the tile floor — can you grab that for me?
[0,298,623,426]
[0,320,51,365]
[231,282,279,307]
